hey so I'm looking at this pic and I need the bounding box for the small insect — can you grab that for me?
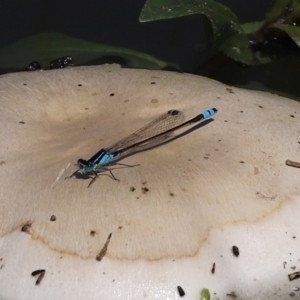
[25,61,41,71]
[67,108,217,187]
[50,56,74,69]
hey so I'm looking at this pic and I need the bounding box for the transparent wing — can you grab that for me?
[106,110,185,153]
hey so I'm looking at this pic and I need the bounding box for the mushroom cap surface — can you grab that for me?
[0,65,299,299]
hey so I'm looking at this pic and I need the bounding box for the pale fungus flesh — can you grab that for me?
[0,64,299,299]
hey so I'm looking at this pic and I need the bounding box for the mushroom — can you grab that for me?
[0,64,299,299]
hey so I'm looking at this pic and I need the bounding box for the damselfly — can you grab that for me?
[67,108,217,187]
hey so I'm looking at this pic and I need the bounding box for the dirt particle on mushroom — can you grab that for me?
[211,262,216,274]
[177,285,185,297]
[129,186,136,192]
[232,245,240,257]
[142,187,149,194]
[288,271,300,281]
[19,121,25,124]
[226,291,237,298]
[0,161,6,166]
[50,215,56,222]
[96,233,112,262]
[90,230,96,237]
[31,269,46,285]
[21,222,33,235]
[286,160,300,169]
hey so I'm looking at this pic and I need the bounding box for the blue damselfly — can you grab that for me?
[67,108,217,187]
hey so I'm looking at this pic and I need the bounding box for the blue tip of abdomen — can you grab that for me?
[202,108,217,119]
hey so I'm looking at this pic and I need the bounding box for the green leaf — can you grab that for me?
[241,21,265,34]
[140,0,259,65]
[271,23,300,46]
[284,2,300,23]
[200,288,210,300]
[266,0,300,24]
[265,0,291,24]
[218,28,259,65]
[254,51,276,64]
[0,33,177,71]
[140,0,238,39]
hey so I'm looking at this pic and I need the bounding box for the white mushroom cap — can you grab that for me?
[0,64,299,299]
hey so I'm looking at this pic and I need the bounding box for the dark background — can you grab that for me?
[2,0,300,100]
[0,0,271,68]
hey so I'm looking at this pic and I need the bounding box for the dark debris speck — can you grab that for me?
[142,187,149,194]
[211,262,216,274]
[177,286,185,297]
[232,245,239,257]
[50,215,56,222]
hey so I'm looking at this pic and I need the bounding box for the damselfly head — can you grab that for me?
[77,159,94,173]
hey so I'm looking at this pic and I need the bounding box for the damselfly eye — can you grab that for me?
[77,159,89,168]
